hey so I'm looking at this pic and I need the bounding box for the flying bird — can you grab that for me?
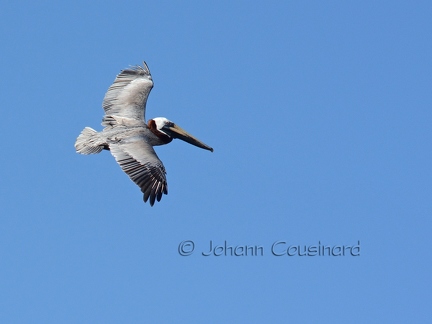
[75,62,213,206]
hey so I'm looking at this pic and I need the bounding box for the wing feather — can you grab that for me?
[102,62,153,127]
[109,136,168,206]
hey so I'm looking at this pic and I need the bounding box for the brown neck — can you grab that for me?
[148,119,173,144]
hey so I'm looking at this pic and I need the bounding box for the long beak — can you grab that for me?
[163,124,213,152]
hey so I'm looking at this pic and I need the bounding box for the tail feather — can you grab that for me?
[75,127,104,154]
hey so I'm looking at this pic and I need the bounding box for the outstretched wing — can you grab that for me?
[102,62,153,127]
[109,136,168,206]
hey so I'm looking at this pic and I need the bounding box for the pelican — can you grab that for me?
[75,62,213,206]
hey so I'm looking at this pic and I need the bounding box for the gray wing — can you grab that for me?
[102,62,153,127]
[109,136,168,206]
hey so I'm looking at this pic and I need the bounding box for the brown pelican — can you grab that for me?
[75,62,213,206]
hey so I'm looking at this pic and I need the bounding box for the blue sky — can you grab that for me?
[1,1,431,323]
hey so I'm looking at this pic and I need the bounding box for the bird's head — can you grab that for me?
[150,117,213,152]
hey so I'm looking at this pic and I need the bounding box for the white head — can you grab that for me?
[152,117,174,135]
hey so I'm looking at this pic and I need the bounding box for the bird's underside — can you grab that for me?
[76,124,169,206]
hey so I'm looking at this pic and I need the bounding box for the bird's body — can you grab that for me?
[75,62,213,206]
